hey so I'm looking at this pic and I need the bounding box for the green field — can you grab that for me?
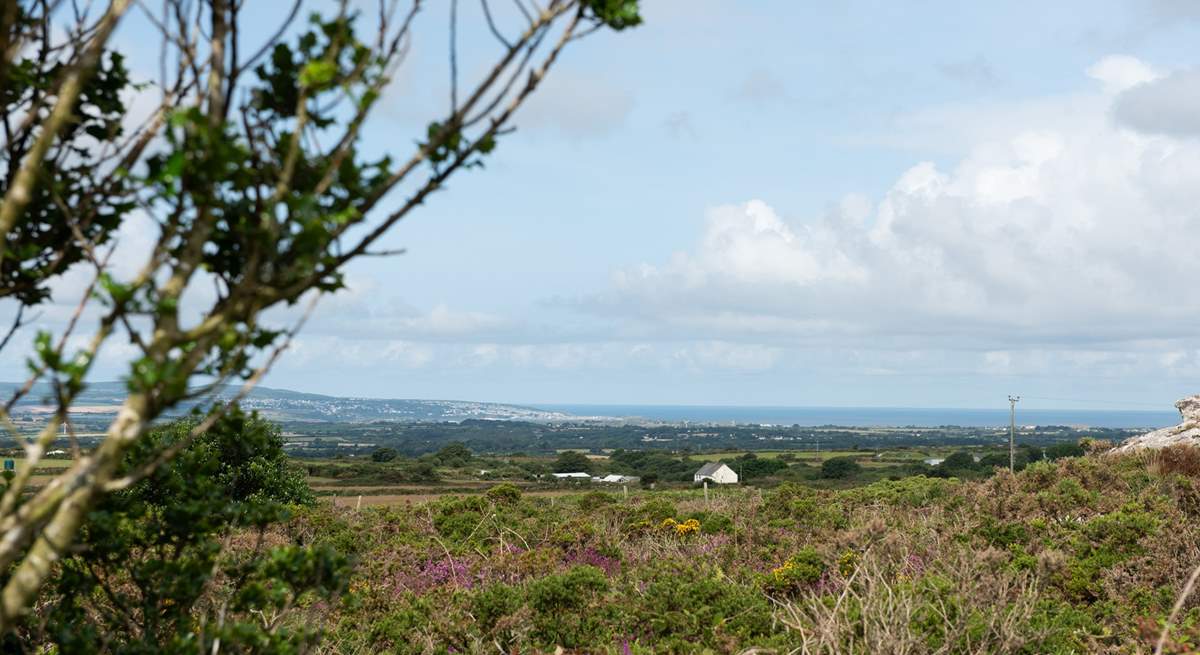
[2,457,73,471]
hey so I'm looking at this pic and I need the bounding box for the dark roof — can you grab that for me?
[695,461,727,476]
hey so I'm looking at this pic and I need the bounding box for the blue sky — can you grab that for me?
[8,1,1200,410]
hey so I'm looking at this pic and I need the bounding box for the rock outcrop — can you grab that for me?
[1110,394,1200,453]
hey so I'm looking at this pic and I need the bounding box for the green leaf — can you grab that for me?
[583,0,643,30]
[299,60,337,88]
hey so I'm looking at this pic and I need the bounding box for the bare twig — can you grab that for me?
[0,305,27,354]
[480,0,512,48]
[1156,561,1200,655]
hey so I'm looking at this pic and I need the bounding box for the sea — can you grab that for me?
[533,404,1180,429]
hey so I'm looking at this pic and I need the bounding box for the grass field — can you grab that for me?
[293,444,1020,508]
[2,457,73,471]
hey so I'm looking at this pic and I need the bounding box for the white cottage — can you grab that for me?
[693,461,738,484]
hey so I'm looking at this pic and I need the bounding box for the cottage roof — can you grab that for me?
[695,461,727,476]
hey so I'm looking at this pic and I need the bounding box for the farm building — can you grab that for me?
[693,462,738,484]
[594,474,638,484]
[551,472,591,480]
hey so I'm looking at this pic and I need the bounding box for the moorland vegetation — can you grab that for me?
[12,411,1200,654]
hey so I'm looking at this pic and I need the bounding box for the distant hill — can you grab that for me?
[0,381,580,423]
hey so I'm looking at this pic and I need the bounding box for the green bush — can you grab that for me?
[30,408,344,653]
[371,447,398,462]
[577,490,617,511]
[941,451,978,471]
[765,547,825,592]
[627,564,780,652]
[472,583,522,633]
[846,475,957,507]
[764,483,847,529]
[821,456,862,479]
[1065,506,1159,599]
[528,565,611,648]
[485,483,522,505]
[634,497,677,522]
[432,496,488,544]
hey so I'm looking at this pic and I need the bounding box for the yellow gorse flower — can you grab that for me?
[838,550,861,577]
[659,517,700,536]
[772,559,797,581]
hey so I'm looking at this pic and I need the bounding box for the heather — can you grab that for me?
[264,448,1200,654]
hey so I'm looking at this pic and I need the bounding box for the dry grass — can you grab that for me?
[773,549,1047,654]
[1146,445,1200,478]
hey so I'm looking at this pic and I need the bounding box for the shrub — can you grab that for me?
[767,547,825,592]
[1065,506,1160,599]
[577,490,616,511]
[763,483,847,529]
[1045,441,1085,461]
[821,456,862,479]
[689,511,733,534]
[941,451,977,471]
[845,476,957,508]
[485,483,522,505]
[633,497,677,522]
[28,409,342,653]
[371,447,398,462]
[528,565,611,648]
[975,517,1030,549]
[553,451,593,473]
[627,563,780,652]
[472,583,522,633]
[436,442,473,467]
[432,496,488,544]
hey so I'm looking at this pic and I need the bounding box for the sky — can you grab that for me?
[6,0,1200,410]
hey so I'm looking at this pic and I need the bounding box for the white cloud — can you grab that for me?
[585,56,1200,352]
[283,336,434,370]
[674,341,781,371]
[1113,68,1200,136]
[1086,55,1161,94]
[299,286,512,342]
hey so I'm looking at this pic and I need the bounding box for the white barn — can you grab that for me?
[594,474,638,484]
[694,462,738,484]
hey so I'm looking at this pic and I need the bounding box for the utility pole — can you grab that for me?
[1008,395,1020,473]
